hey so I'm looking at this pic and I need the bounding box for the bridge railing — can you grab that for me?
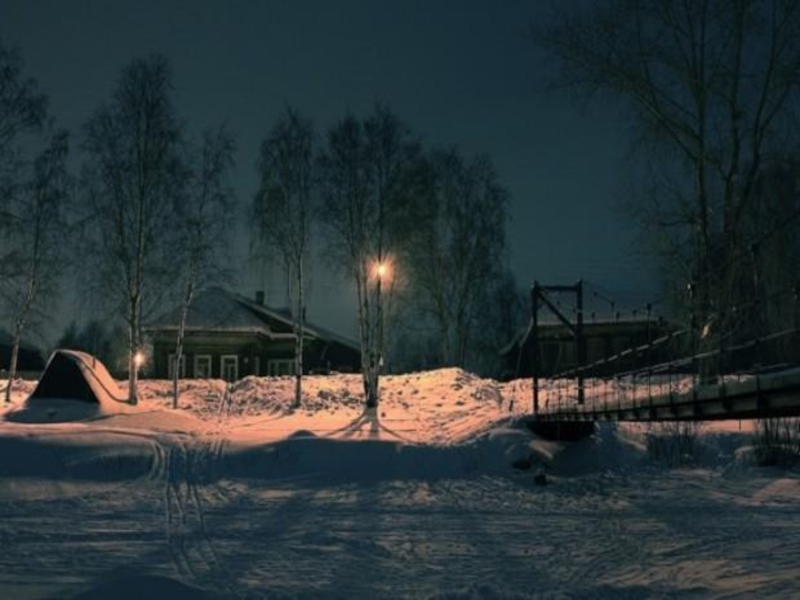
[537,285,800,419]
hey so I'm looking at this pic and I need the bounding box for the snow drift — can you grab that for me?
[5,350,130,423]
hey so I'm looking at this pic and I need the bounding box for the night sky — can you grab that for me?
[0,0,656,341]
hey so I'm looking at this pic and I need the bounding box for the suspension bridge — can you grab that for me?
[520,279,800,437]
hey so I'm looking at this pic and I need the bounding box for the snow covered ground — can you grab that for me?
[0,369,798,599]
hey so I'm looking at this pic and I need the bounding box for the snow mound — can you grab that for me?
[0,379,37,409]
[224,422,541,482]
[231,375,364,416]
[4,351,133,423]
[0,430,156,480]
[4,396,135,424]
[137,378,228,418]
[122,368,523,445]
[531,423,648,476]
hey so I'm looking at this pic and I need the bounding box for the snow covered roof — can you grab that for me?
[146,287,273,334]
[146,287,360,351]
[233,292,360,351]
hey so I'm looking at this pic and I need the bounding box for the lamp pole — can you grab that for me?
[133,350,145,404]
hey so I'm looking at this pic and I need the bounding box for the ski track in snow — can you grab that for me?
[162,384,243,598]
[2,467,800,598]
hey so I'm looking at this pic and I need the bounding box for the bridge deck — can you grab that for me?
[535,367,800,422]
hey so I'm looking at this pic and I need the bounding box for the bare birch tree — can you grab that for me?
[318,105,424,409]
[533,0,800,337]
[82,55,184,404]
[2,129,69,402]
[0,38,48,283]
[171,128,236,408]
[0,39,47,161]
[407,148,508,368]
[252,108,314,409]
[0,40,57,402]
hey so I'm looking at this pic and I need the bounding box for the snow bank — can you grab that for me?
[0,378,37,411]
[531,423,647,476]
[0,428,157,480]
[0,368,774,485]
[224,424,538,483]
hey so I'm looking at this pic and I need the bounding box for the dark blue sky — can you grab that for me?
[0,0,656,339]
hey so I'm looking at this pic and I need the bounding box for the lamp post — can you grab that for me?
[128,350,145,406]
[374,260,392,366]
[367,258,392,409]
[134,350,144,381]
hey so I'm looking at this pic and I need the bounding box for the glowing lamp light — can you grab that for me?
[372,259,393,282]
[134,351,145,368]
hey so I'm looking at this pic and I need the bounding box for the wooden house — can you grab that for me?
[500,316,676,380]
[144,287,360,381]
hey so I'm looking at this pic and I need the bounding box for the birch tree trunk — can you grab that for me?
[293,257,304,409]
[5,232,40,404]
[4,325,22,404]
[172,277,194,409]
[128,298,139,405]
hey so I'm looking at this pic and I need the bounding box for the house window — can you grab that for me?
[168,354,186,379]
[268,359,295,376]
[194,354,212,378]
[221,355,239,382]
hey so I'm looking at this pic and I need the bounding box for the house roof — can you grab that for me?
[146,287,360,352]
[147,287,270,333]
[231,292,360,351]
[499,315,669,357]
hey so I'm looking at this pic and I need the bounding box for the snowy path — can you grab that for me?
[1,466,799,598]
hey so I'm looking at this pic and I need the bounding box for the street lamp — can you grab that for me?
[128,350,146,406]
[372,259,392,283]
[134,351,145,382]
